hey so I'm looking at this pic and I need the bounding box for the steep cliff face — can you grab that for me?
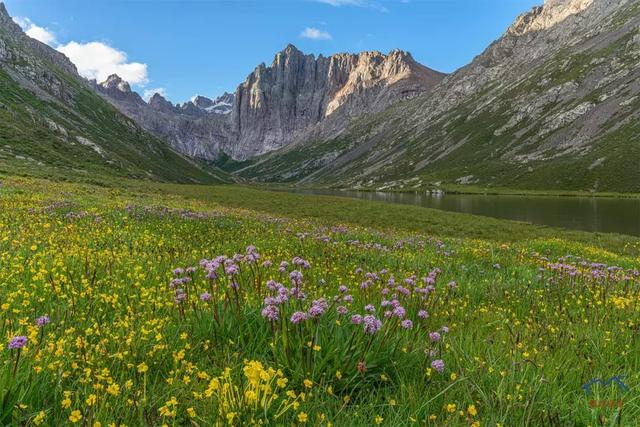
[93,76,234,160]
[97,45,444,161]
[238,0,640,192]
[230,45,445,159]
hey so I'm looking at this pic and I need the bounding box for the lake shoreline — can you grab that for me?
[253,183,640,200]
[272,187,640,237]
[245,182,640,199]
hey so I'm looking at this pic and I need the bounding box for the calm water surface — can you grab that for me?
[290,189,640,236]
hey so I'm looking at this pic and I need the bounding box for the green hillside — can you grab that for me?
[0,4,228,184]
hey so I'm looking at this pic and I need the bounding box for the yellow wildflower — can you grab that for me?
[33,411,46,425]
[106,384,120,396]
[69,410,83,423]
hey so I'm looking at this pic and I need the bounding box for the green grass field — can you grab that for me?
[1,176,639,426]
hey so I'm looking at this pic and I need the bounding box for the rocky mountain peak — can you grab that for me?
[278,43,304,59]
[216,92,235,103]
[100,74,131,93]
[178,93,235,115]
[0,2,78,84]
[1,3,35,40]
[284,43,301,53]
[0,2,9,17]
[208,92,235,114]
[0,2,12,22]
[508,0,594,36]
[93,74,146,105]
[90,43,443,162]
[148,92,177,113]
[190,95,214,109]
[230,45,445,159]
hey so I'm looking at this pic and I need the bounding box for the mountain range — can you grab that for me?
[95,45,445,162]
[1,0,639,192]
[0,2,228,183]
[231,0,640,192]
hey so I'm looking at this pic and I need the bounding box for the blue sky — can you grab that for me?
[4,0,541,103]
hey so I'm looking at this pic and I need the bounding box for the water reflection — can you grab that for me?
[289,189,640,236]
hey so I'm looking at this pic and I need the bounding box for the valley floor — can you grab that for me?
[0,176,639,426]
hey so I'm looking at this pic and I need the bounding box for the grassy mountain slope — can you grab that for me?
[0,4,229,184]
[236,1,640,193]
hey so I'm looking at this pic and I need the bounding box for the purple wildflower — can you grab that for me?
[289,270,303,286]
[308,299,329,318]
[200,292,211,302]
[262,305,279,321]
[224,263,239,276]
[292,256,311,269]
[401,320,413,329]
[429,332,441,342]
[392,306,406,319]
[418,310,429,319]
[351,314,363,325]
[290,311,308,324]
[396,286,410,296]
[8,336,27,349]
[174,289,187,304]
[36,315,50,327]
[431,359,445,373]
[363,315,382,335]
[266,280,278,291]
[278,261,289,273]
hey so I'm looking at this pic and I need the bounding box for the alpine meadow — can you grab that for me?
[1,1,640,426]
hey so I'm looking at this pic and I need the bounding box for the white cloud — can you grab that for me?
[13,17,56,45]
[57,41,149,86]
[300,27,332,40]
[13,15,150,87]
[316,0,363,5]
[315,0,388,12]
[143,87,167,101]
